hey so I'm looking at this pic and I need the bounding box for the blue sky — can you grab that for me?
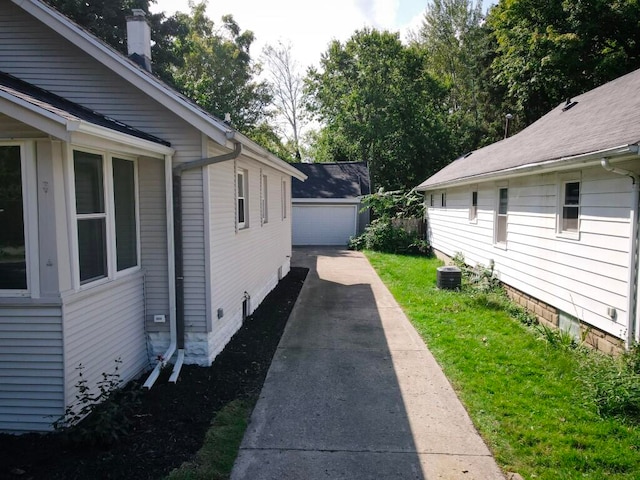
[149,0,469,69]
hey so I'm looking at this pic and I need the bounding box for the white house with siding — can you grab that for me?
[0,0,305,432]
[417,68,640,354]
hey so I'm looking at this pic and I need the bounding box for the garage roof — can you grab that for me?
[291,162,370,199]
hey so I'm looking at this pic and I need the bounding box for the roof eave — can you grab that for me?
[15,0,290,163]
[416,144,640,191]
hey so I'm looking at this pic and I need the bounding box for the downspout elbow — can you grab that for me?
[601,158,639,184]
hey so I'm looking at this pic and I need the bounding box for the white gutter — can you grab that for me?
[601,158,640,348]
[418,144,640,191]
[143,152,178,389]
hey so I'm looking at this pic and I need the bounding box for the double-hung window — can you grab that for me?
[495,187,508,244]
[237,168,248,229]
[560,180,580,234]
[0,145,27,291]
[73,150,138,286]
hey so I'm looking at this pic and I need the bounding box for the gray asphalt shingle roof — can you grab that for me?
[417,67,640,190]
[0,71,171,146]
[291,162,370,199]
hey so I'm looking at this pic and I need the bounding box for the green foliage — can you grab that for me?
[53,359,140,446]
[581,353,640,421]
[487,0,640,126]
[348,219,430,255]
[451,252,501,293]
[305,29,454,190]
[360,188,425,220]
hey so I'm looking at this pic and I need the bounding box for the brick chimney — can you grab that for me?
[126,9,152,72]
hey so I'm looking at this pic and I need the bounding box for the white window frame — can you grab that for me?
[0,141,38,297]
[494,186,508,247]
[469,189,478,223]
[69,147,140,289]
[557,176,581,239]
[237,168,248,230]
[261,173,268,225]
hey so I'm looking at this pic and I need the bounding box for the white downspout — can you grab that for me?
[601,158,640,348]
[143,153,178,389]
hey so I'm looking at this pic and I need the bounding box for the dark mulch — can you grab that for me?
[0,267,308,480]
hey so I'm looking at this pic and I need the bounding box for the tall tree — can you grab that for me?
[418,0,485,153]
[488,0,640,125]
[306,29,453,190]
[262,41,306,160]
[170,4,272,133]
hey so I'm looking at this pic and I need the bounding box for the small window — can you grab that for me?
[0,145,27,290]
[495,187,508,244]
[441,192,446,207]
[237,169,248,229]
[74,151,107,284]
[469,191,478,222]
[261,174,268,224]
[430,194,434,207]
[561,181,580,233]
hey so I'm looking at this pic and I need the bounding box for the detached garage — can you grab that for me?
[291,162,371,246]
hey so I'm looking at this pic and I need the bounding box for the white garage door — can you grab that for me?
[292,204,358,246]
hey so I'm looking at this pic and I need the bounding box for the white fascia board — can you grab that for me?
[0,90,175,156]
[236,137,307,180]
[70,122,175,156]
[417,144,640,192]
[292,198,360,205]
[0,91,70,140]
[14,0,292,159]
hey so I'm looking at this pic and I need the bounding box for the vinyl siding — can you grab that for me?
[0,3,208,333]
[0,304,64,432]
[138,157,170,334]
[426,165,634,340]
[206,152,292,362]
[61,273,148,412]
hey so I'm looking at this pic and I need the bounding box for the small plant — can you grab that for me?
[53,358,140,446]
[452,252,500,293]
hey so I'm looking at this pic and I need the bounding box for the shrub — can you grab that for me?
[53,359,140,446]
[348,219,431,255]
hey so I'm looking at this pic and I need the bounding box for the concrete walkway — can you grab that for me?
[231,248,505,480]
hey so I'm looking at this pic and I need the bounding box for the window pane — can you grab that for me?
[499,188,508,214]
[78,218,107,283]
[563,206,579,231]
[472,191,478,207]
[237,173,244,197]
[238,198,245,223]
[565,182,580,205]
[113,158,137,271]
[74,151,104,214]
[0,146,26,289]
[497,215,507,243]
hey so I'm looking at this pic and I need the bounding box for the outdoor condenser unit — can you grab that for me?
[436,266,462,290]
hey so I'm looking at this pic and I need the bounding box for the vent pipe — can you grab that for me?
[126,9,152,72]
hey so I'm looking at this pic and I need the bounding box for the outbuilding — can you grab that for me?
[291,162,370,246]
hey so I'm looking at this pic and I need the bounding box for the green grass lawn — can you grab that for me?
[366,251,640,480]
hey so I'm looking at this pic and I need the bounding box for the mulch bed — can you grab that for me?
[0,267,308,480]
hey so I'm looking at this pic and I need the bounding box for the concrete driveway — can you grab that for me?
[231,248,505,480]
